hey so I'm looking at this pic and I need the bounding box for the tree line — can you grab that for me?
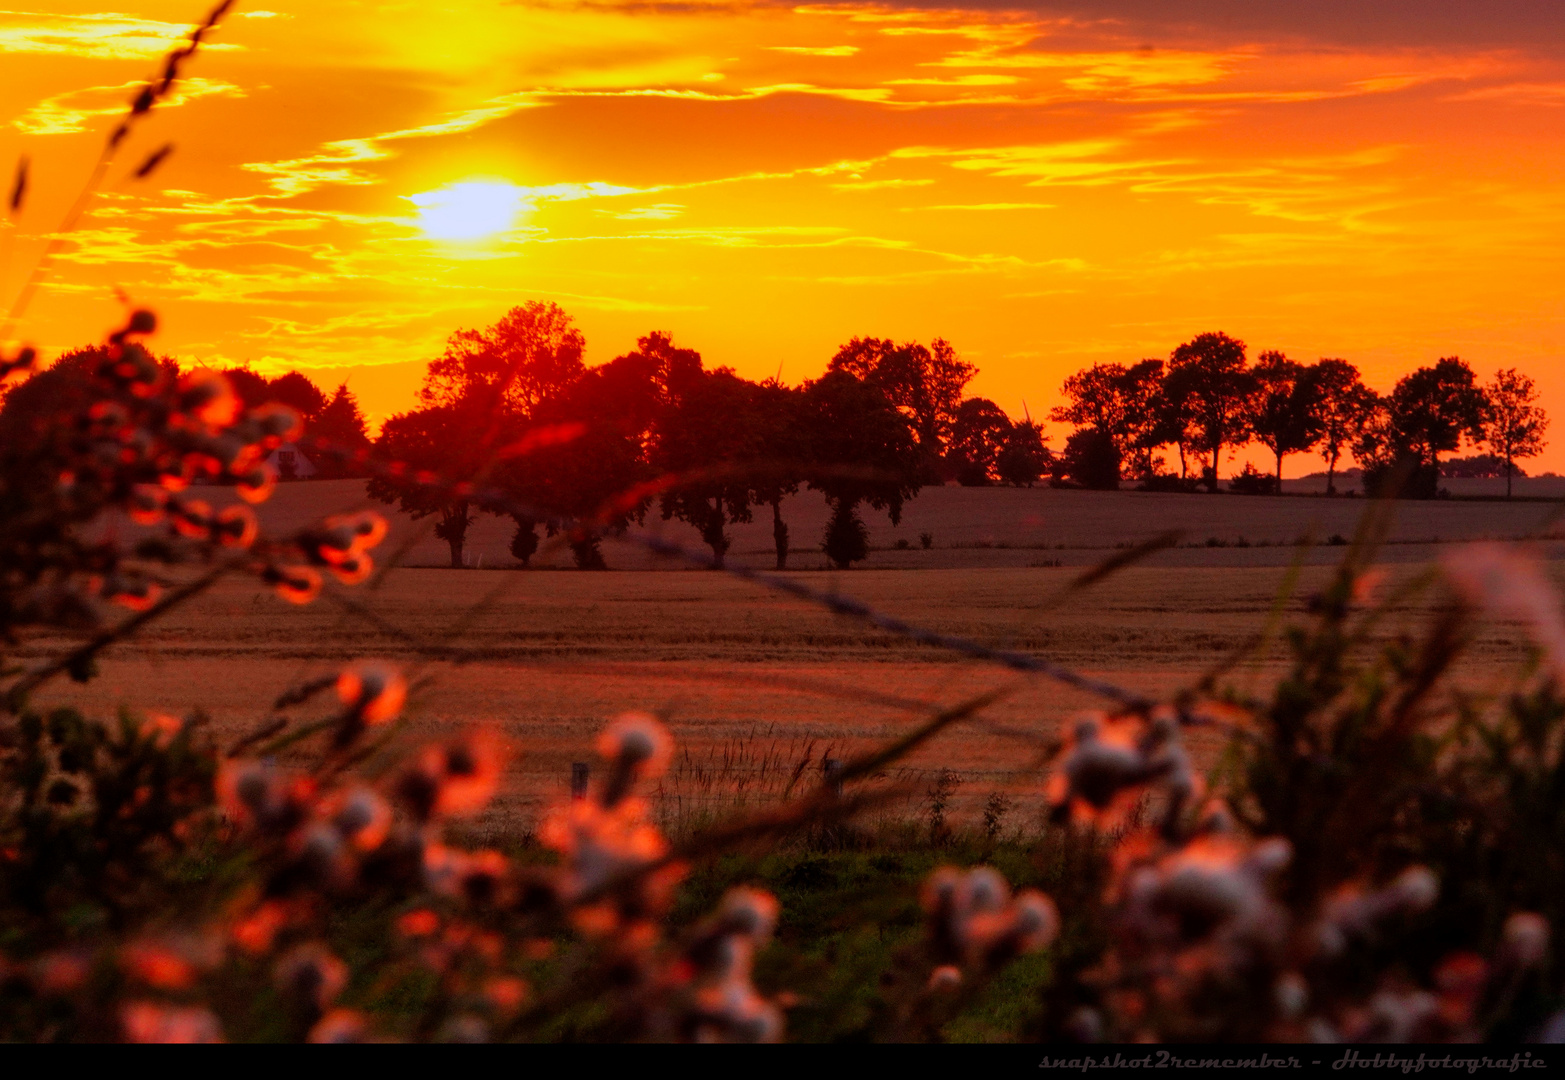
[3,316,1549,573]
[365,302,1052,570]
[1049,331,1550,500]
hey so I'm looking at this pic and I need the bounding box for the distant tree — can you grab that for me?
[221,366,272,410]
[1,347,176,449]
[1119,359,1170,482]
[1250,351,1321,494]
[1305,358,1378,495]
[1051,361,1168,481]
[1051,363,1128,438]
[1355,358,1488,499]
[1152,371,1199,481]
[310,383,371,477]
[749,378,806,570]
[654,365,761,568]
[1483,368,1549,499]
[420,301,585,414]
[266,371,327,424]
[626,330,704,405]
[504,352,660,569]
[1061,427,1121,490]
[1165,332,1257,491]
[369,400,499,568]
[1392,358,1489,498]
[995,419,1051,487]
[828,336,974,482]
[1350,397,1405,497]
[948,398,1012,485]
[1441,454,1520,479]
[416,303,591,564]
[802,369,920,569]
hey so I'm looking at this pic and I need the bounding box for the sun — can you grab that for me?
[408,181,527,241]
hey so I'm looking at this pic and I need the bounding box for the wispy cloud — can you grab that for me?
[242,93,544,195]
[12,78,244,136]
[767,45,857,57]
[0,10,237,59]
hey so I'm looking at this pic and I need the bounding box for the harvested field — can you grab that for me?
[133,478,1565,571]
[27,543,1548,835]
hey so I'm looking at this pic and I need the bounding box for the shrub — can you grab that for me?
[822,501,870,569]
[1228,462,1276,494]
[1060,428,1120,490]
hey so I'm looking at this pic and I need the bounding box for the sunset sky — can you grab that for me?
[3,1,1564,471]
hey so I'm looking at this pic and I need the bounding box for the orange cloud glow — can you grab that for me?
[4,1,1564,471]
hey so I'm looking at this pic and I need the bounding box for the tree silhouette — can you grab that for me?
[1358,357,1488,498]
[1119,360,1170,482]
[749,378,805,570]
[802,370,919,569]
[1061,427,1121,490]
[828,336,974,483]
[1051,361,1168,482]
[1305,358,1378,495]
[1051,363,1128,437]
[266,371,327,425]
[420,301,585,415]
[1250,351,1321,494]
[2,347,178,449]
[654,365,760,568]
[311,383,371,477]
[948,398,1012,485]
[504,352,660,569]
[1483,368,1549,498]
[369,400,499,568]
[221,366,272,410]
[1165,332,1256,492]
[995,419,1051,487]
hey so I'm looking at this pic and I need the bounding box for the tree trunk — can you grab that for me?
[771,496,789,571]
[702,500,729,570]
[1326,447,1337,496]
[437,501,470,568]
[1507,453,1514,499]
[1275,448,1284,496]
[1177,442,1187,479]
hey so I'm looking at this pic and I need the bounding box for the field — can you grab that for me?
[33,482,1561,833]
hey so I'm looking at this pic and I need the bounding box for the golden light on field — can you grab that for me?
[3,2,1565,470]
[409,182,527,242]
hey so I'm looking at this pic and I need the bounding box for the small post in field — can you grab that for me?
[570,761,589,801]
[823,757,843,798]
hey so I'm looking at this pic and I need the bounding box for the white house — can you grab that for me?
[265,442,317,479]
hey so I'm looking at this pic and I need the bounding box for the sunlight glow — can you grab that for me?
[409,182,527,241]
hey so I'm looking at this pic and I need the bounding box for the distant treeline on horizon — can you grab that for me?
[3,304,1549,571]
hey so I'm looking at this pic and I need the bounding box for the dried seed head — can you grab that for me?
[720,887,780,941]
[235,464,276,504]
[596,711,672,779]
[215,504,258,548]
[269,565,321,605]
[275,943,347,1009]
[177,369,239,428]
[308,1009,368,1044]
[336,663,406,726]
[120,1002,222,1044]
[1389,866,1439,912]
[1501,912,1550,970]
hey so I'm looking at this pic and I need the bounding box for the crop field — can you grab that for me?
[118,477,1565,571]
[31,481,1558,837]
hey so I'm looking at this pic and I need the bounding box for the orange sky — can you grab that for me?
[4,1,1564,473]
